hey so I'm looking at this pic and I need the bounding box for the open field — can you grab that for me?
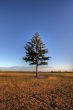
[0,72,73,110]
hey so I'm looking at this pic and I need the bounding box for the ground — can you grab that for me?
[0,72,73,110]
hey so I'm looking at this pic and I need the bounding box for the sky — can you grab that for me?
[0,0,73,70]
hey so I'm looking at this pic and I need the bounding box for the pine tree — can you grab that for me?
[23,32,50,77]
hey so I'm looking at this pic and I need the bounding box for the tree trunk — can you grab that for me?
[36,64,38,77]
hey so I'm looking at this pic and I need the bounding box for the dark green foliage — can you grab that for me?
[23,32,50,66]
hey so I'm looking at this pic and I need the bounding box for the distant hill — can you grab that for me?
[0,66,72,72]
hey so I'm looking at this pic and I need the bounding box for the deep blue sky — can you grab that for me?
[0,0,73,70]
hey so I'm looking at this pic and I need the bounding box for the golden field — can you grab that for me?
[0,72,73,110]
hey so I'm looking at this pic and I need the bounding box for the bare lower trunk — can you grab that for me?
[36,64,38,77]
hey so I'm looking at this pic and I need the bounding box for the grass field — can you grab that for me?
[0,72,73,110]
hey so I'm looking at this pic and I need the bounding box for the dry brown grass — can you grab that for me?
[0,72,73,110]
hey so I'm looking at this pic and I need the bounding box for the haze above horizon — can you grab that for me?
[0,0,73,70]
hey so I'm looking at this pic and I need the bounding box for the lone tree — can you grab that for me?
[23,32,50,77]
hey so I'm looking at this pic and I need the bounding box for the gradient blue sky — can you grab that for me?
[0,0,73,69]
